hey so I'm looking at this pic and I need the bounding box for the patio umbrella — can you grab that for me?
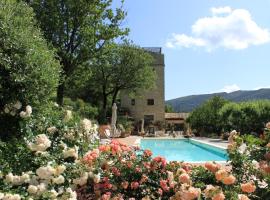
[111,103,117,137]
[141,119,144,133]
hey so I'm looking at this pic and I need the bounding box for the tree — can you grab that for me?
[165,104,174,113]
[0,0,61,138]
[26,0,128,105]
[187,96,228,135]
[87,42,156,121]
[219,100,270,134]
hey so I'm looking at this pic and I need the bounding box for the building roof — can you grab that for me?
[165,112,189,120]
[143,47,162,54]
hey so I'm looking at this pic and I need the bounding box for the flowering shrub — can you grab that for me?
[0,104,99,199]
[0,0,61,139]
[0,104,269,199]
[78,127,270,200]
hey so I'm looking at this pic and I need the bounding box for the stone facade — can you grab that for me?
[120,47,165,123]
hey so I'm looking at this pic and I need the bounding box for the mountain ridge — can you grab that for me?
[166,89,270,112]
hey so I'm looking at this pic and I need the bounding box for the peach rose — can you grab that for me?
[215,169,228,181]
[121,181,129,189]
[180,187,201,200]
[241,182,256,193]
[179,173,190,184]
[266,143,270,148]
[203,185,216,198]
[205,162,220,173]
[238,194,250,200]
[212,192,225,200]
[222,175,236,185]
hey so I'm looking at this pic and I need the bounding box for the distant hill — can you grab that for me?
[166,89,270,112]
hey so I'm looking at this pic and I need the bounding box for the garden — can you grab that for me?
[1,0,270,199]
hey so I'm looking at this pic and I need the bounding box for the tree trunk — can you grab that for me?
[56,82,65,106]
[112,89,119,106]
[100,85,108,123]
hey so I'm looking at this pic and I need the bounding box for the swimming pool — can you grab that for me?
[140,139,228,162]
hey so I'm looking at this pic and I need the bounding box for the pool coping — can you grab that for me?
[136,137,229,164]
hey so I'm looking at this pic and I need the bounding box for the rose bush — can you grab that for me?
[78,128,270,199]
[0,103,269,199]
[0,103,99,199]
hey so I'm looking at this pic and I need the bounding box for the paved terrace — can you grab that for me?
[115,136,228,149]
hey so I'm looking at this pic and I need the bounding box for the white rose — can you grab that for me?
[54,165,66,176]
[63,132,75,141]
[21,173,30,183]
[0,192,4,199]
[10,111,16,116]
[93,174,100,183]
[47,126,58,134]
[72,172,88,186]
[36,166,55,179]
[37,183,47,194]
[27,185,38,194]
[4,106,9,114]
[11,175,22,185]
[3,194,21,200]
[25,105,32,115]
[28,134,51,152]
[53,175,65,184]
[81,119,92,132]
[63,147,78,159]
[13,101,22,110]
[19,111,27,118]
[49,190,58,198]
[66,188,77,200]
[5,173,14,183]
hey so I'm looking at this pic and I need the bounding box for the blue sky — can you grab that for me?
[116,0,270,100]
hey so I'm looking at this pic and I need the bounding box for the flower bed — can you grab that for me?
[0,104,269,199]
[78,130,270,200]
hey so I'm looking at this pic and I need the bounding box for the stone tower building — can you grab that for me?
[120,47,165,124]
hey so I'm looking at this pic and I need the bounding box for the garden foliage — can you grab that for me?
[187,96,270,136]
[0,0,60,139]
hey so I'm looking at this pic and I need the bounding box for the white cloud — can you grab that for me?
[166,7,270,50]
[213,84,241,93]
[211,6,232,15]
[166,34,206,48]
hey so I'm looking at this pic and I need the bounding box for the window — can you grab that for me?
[144,115,154,123]
[131,99,135,105]
[147,99,154,105]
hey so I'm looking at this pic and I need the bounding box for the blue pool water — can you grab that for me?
[140,139,228,162]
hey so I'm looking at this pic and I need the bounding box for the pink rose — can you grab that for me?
[130,181,139,190]
[179,173,190,184]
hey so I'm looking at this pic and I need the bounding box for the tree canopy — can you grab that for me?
[67,42,156,121]
[26,0,129,105]
[0,0,61,138]
[187,96,228,135]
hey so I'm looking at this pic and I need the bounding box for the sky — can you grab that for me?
[114,0,270,100]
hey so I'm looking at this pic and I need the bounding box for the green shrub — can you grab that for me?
[0,0,60,139]
[63,98,98,119]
